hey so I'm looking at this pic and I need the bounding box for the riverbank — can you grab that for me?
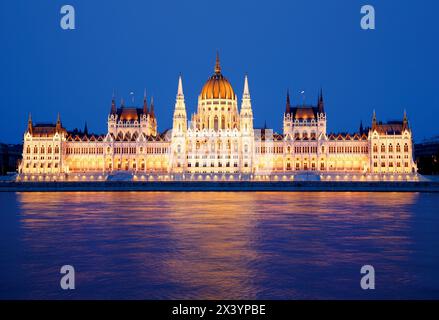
[1,180,439,192]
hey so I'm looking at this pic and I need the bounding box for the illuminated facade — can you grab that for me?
[18,56,417,181]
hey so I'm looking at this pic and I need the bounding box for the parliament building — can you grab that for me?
[18,55,418,182]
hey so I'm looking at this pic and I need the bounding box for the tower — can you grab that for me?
[316,89,327,136]
[140,89,149,135]
[148,96,157,136]
[108,94,118,135]
[27,113,33,135]
[171,75,188,173]
[283,90,292,135]
[56,113,62,133]
[240,75,254,173]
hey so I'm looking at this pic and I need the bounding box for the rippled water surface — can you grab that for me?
[1,192,438,299]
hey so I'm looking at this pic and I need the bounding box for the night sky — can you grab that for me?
[1,0,438,143]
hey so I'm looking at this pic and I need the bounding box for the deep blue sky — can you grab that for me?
[1,0,438,143]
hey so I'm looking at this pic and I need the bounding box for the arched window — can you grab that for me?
[404,143,409,152]
[40,146,45,154]
[221,116,225,130]
[396,144,401,152]
[373,144,378,153]
[214,116,219,131]
[381,144,386,153]
[389,144,393,152]
[26,146,30,154]
[48,146,52,154]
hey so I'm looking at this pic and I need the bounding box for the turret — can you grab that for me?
[149,96,155,118]
[403,110,409,131]
[27,113,33,135]
[110,94,117,114]
[240,75,254,134]
[56,113,62,133]
[318,88,324,114]
[170,75,188,173]
[372,110,377,130]
[285,90,291,114]
[172,75,187,134]
[143,89,148,115]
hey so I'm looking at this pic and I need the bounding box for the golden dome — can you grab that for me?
[200,54,235,100]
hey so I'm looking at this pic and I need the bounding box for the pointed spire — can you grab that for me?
[149,96,155,117]
[214,51,221,74]
[27,112,33,134]
[359,120,364,135]
[56,113,62,132]
[110,92,117,114]
[372,109,377,129]
[285,90,291,114]
[243,74,250,99]
[177,74,184,97]
[84,121,88,136]
[318,88,324,113]
[403,109,408,130]
[143,89,148,114]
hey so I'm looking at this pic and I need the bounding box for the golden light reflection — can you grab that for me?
[17,192,418,299]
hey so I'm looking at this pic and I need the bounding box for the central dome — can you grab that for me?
[200,54,235,100]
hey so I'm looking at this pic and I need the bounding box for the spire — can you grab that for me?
[111,90,117,114]
[214,51,221,74]
[27,113,33,134]
[359,120,364,135]
[403,109,408,130]
[84,121,88,136]
[177,74,184,98]
[56,113,62,132]
[143,89,148,114]
[149,96,155,117]
[285,90,291,114]
[242,74,250,99]
[318,88,324,113]
[372,109,377,129]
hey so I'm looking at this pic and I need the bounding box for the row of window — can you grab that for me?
[373,162,410,168]
[188,162,240,168]
[373,143,409,153]
[256,145,369,154]
[25,163,59,169]
[328,146,369,154]
[66,147,104,155]
[26,145,60,154]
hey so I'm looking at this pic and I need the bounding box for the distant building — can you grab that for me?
[0,143,22,175]
[415,136,439,175]
[17,55,418,182]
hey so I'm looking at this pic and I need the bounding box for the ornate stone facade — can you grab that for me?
[18,56,418,182]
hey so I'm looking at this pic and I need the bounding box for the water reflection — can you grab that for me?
[12,192,429,299]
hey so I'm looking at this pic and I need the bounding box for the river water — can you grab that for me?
[0,192,438,299]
